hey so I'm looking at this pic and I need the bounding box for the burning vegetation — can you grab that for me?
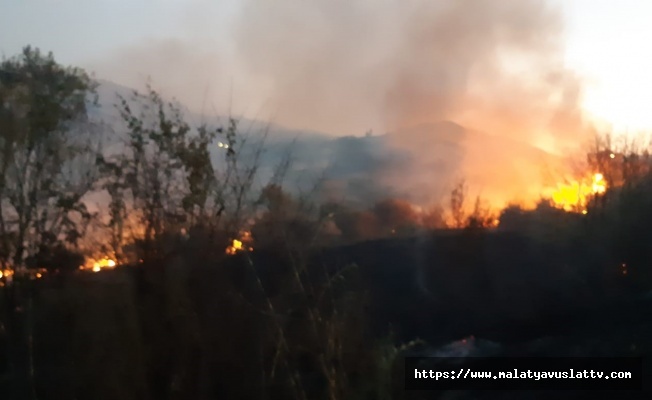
[6,44,652,400]
[546,172,607,214]
[226,231,254,255]
[80,257,117,273]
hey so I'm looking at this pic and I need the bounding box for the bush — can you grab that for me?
[25,242,85,274]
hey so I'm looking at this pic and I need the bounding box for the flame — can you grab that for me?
[226,239,243,255]
[546,172,607,212]
[82,257,117,272]
[226,231,254,255]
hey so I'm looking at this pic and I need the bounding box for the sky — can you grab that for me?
[1,0,652,137]
[558,0,652,135]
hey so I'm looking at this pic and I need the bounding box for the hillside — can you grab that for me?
[90,81,565,207]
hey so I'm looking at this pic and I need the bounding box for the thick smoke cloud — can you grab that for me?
[233,0,585,137]
[89,0,592,209]
[232,0,592,207]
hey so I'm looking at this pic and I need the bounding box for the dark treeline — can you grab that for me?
[2,46,652,400]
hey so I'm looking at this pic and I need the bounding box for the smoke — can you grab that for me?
[230,0,592,208]
[86,38,235,116]
[232,0,584,133]
[88,0,592,210]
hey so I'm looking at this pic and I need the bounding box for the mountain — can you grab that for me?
[88,80,564,208]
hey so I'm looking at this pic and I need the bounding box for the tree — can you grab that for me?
[97,84,271,262]
[421,204,446,230]
[0,45,98,400]
[97,85,232,261]
[251,183,321,252]
[449,179,467,228]
[323,203,380,244]
[372,198,419,236]
[342,210,380,242]
[25,241,84,274]
[466,196,496,229]
[0,46,98,270]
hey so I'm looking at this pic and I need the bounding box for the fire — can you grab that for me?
[81,257,117,273]
[226,231,254,255]
[547,172,607,213]
[592,173,606,194]
[0,269,11,286]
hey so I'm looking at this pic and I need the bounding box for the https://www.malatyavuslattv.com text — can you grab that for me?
[414,367,633,381]
[404,357,642,390]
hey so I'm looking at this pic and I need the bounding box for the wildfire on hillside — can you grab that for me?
[226,231,254,255]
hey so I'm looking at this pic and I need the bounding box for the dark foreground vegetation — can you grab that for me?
[2,46,652,400]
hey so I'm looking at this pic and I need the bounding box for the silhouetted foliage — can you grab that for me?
[0,46,98,399]
[25,242,84,274]
[96,84,227,261]
[372,198,420,236]
[449,179,467,228]
[6,47,652,400]
[421,204,446,229]
[466,196,496,229]
[251,184,322,255]
[0,46,97,269]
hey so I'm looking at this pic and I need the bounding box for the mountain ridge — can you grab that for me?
[89,80,564,207]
